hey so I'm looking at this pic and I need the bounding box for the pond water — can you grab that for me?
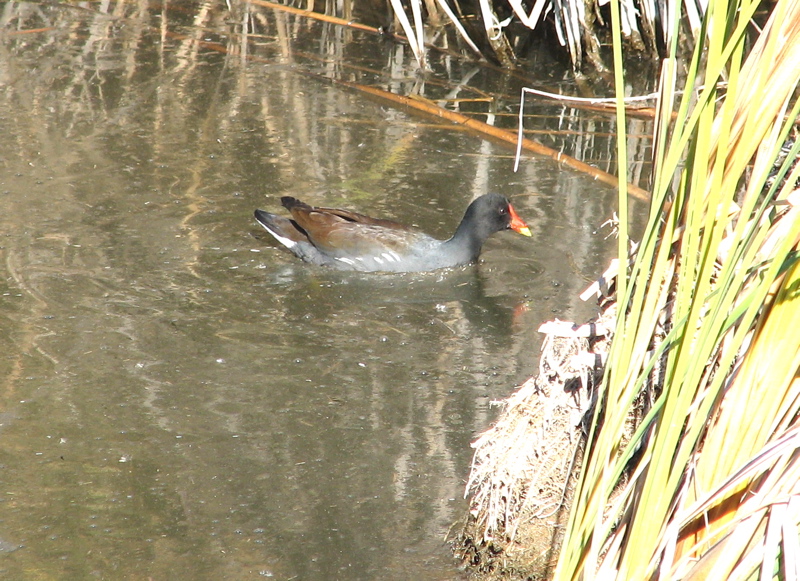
[0,2,649,579]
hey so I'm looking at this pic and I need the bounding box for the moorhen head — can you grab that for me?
[253,193,531,273]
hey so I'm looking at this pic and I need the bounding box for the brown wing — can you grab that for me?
[281,197,431,257]
[316,207,412,231]
[282,197,411,229]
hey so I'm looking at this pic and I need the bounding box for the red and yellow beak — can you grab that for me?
[508,204,532,237]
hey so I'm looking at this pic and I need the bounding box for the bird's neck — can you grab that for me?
[444,218,485,262]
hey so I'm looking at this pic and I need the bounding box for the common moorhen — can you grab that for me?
[253,193,531,273]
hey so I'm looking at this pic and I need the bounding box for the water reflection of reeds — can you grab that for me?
[0,2,634,579]
[2,0,655,195]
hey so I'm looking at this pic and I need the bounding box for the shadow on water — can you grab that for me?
[0,0,648,579]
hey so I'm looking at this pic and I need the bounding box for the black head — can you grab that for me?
[459,193,531,240]
[444,194,531,262]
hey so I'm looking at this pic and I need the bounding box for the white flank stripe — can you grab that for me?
[261,226,297,249]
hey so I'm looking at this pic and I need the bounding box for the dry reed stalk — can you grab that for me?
[333,80,650,198]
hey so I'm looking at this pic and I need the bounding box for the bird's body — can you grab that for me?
[254,193,531,273]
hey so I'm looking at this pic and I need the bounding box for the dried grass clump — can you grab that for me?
[455,311,612,575]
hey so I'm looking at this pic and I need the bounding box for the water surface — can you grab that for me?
[0,2,644,578]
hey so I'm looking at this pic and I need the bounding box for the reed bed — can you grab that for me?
[383,0,700,70]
